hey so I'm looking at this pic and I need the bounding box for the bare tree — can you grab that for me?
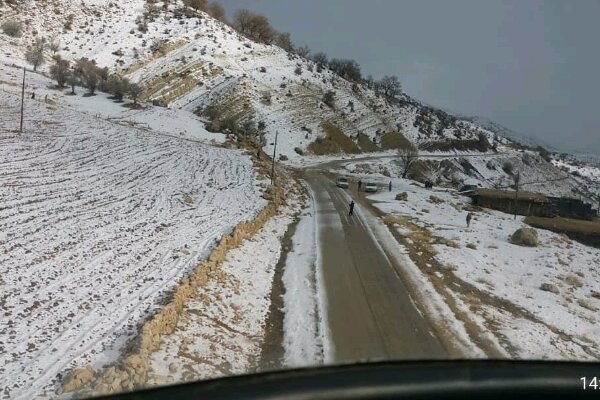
[328,58,362,81]
[398,147,419,178]
[364,74,375,89]
[49,37,61,54]
[250,15,275,43]
[66,69,79,94]
[107,74,130,101]
[182,0,206,11]
[274,32,294,52]
[377,75,402,97]
[128,83,143,105]
[206,2,226,22]
[295,45,310,58]
[312,52,328,66]
[25,37,47,71]
[233,9,275,44]
[75,58,100,94]
[233,9,254,33]
[49,55,70,87]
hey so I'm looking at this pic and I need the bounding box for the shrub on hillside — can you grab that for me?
[502,161,514,176]
[295,45,310,58]
[233,9,275,44]
[477,132,491,151]
[206,2,226,22]
[537,146,552,162]
[128,83,143,105]
[25,37,47,71]
[323,90,335,109]
[1,20,22,37]
[328,58,362,82]
[50,56,70,88]
[107,74,130,100]
[376,75,402,97]
[274,32,293,52]
[64,14,74,31]
[75,58,107,95]
[182,0,207,11]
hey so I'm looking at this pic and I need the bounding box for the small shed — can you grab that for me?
[469,188,553,217]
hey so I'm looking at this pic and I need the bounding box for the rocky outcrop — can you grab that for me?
[510,227,539,247]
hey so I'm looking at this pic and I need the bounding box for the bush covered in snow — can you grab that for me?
[1,19,22,37]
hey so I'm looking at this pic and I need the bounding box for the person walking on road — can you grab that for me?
[358,180,362,191]
[466,212,473,229]
[349,200,355,216]
[389,181,392,192]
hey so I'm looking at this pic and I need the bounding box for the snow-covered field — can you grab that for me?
[0,87,266,398]
[148,200,300,385]
[0,64,224,146]
[335,161,600,360]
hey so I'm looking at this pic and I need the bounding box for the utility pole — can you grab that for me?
[20,67,25,134]
[514,170,520,220]
[270,130,278,186]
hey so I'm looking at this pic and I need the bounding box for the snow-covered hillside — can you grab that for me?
[0,0,505,164]
[0,82,266,398]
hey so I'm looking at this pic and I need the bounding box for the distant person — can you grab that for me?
[466,212,473,228]
[349,200,355,216]
[31,92,35,99]
[358,180,362,191]
[389,181,392,192]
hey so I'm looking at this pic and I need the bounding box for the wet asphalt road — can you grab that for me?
[304,169,448,362]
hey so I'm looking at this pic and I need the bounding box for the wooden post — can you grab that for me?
[514,171,520,220]
[270,130,278,186]
[19,67,25,134]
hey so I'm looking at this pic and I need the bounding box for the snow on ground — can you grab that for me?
[0,0,505,164]
[0,87,266,399]
[553,158,600,183]
[147,200,301,386]
[281,186,324,367]
[352,170,600,360]
[0,64,224,145]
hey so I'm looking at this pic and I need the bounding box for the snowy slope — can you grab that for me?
[0,0,501,164]
[0,84,266,398]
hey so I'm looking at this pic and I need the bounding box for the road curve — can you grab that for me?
[304,170,447,362]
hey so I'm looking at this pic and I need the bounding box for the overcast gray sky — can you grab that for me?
[220,0,599,154]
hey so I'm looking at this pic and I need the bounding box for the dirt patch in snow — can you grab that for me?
[257,211,302,372]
